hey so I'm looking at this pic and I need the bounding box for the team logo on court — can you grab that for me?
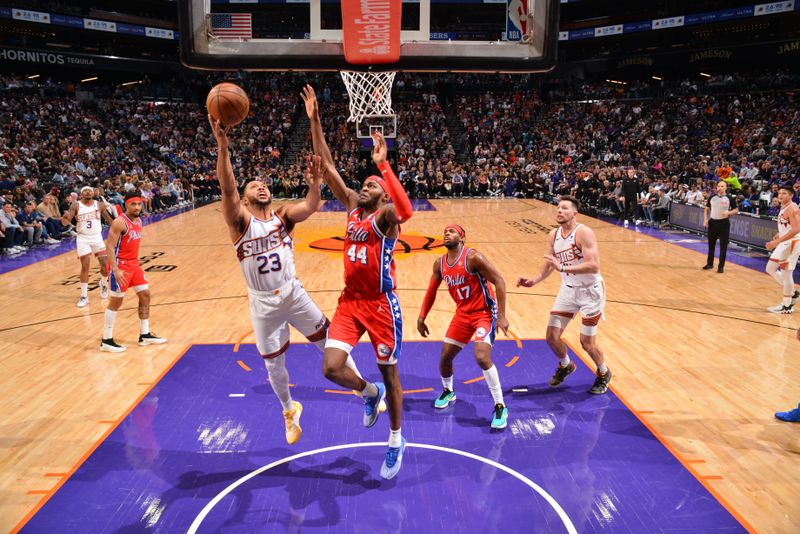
[309,233,443,254]
[476,327,487,338]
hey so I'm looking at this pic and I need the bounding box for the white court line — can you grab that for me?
[228,394,245,398]
[187,441,577,534]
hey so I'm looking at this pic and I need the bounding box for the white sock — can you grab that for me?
[482,365,504,405]
[140,318,150,335]
[103,309,116,339]
[597,363,608,374]
[80,283,88,298]
[360,381,378,398]
[100,276,108,288]
[345,354,362,379]
[442,375,454,391]
[558,355,571,367]
[264,354,294,411]
[388,427,402,447]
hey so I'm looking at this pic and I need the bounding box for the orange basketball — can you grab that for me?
[206,82,250,127]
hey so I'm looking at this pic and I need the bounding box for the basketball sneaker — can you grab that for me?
[767,303,794,314]
[775,403,800,423]
[99,279,109,299]
[363,382,386,428]
[380,436,406,480]
[791,291,800,306]
[77,296,89,308]
[283,400,303,444]
[549,361,576,387]
[138,333,167,345]
[100,338,126,353]
[589,369,613,395]
[491,403,508,430]
[434,389,456,409]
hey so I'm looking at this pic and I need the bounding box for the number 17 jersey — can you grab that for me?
[235,212,296,292]
[440,246,496,314]
[343,207,397,298]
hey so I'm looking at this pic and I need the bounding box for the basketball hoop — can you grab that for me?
[339,71,396,124]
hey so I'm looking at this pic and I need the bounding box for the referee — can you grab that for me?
[703,181,739,273]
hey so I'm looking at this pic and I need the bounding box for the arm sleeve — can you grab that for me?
[419,275,442,319]
[377,161,413,223]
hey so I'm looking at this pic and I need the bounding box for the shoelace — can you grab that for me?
[494,404,505,419]
[385,446,401,466]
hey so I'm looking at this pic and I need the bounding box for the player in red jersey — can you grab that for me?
[417,224,511,429]
[100,190,166,352]
[303,85,413,479]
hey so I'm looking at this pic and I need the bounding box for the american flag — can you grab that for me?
[210,13,252,39]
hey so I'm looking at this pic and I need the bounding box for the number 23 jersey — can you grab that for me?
[235,212,296,292]
[343,207,397,298]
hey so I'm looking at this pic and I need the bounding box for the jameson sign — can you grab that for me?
[0,46,178,73]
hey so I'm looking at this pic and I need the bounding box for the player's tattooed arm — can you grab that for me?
[104,217,128,288]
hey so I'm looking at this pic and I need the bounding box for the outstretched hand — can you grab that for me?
[304,154,324,188]
[371,131,387,166]
[208,114,230,149]
[301,85,320,121]
[516,277,535,288]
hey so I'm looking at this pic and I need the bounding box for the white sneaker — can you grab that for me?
[138,332,167,345]
[45,237,60,244]
[100,281,109,299]
[767,303,793,314]
[77,296,89,308]
[100,338,126,352]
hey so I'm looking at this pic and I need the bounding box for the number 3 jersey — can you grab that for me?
[343,207,397,299]
[235,212,296,292]
[440,246,496,314]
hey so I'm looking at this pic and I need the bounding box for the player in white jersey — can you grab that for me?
[517,195,612,394]
[62,186,114,308]
[209,115,371,445]
[765,183,800,314]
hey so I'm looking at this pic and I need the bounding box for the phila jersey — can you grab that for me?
[235,213,296,292]
[553,223,601,286]
[116,214,142,261]
[440,246,496,314]
[342,208,397,298]
[76,200,102,237]
[777,203,800,240]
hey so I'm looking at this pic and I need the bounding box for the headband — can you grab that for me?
[363,175,386,192]
[125,196,144,205]
[80,186,93,194]
[444,223,465,239]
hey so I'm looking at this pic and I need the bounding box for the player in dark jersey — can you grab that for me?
[303,85,413,479]
[101,190,166,352]
[417,224,510,429]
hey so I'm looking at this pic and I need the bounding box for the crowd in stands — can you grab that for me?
[1,70,798,255]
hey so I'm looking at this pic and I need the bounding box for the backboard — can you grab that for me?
[178,0,559,73]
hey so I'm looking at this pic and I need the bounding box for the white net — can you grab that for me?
[339,71,397,123]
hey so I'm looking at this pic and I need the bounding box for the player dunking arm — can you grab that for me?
[517,195,612,394]
[209,115,368,445]
[765,183,800,314]
[302,85,413,479]
[417,224,511,429]
[100,190,166,353]
[61,185,115,308]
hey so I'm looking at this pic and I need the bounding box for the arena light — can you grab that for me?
[121,80,143,87]
[652,75,662,81]
[81,76,98,83]
[605,79,626,85]
[27,74,40,79]
[700,72,711,78]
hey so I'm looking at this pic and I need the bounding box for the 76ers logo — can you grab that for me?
[346,222,370,243]
[377,343,391,360]
[126,230,141,242]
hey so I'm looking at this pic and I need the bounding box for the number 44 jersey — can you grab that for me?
[342,207,397,299]
[236,213,296,292]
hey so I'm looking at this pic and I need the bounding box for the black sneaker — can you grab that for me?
[138,332,167,346]
[589,369,612,395]
[702,264,713,270]
[100,338,126,353]
[717,267,724,273]
[549,361,576,387]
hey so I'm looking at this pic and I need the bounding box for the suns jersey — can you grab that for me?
[343,208,396,298]
[116,214,142,261]
[440,247,496,314]
[777,203,800,240]
[553,223,601,285]
[235,212,296,292]
[76,200,102,237]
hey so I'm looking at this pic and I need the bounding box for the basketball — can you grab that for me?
[206,82,250,127]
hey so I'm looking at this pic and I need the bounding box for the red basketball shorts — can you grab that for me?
[326,291,403,365]
[444,308,496,348]
[109,258,148,296]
